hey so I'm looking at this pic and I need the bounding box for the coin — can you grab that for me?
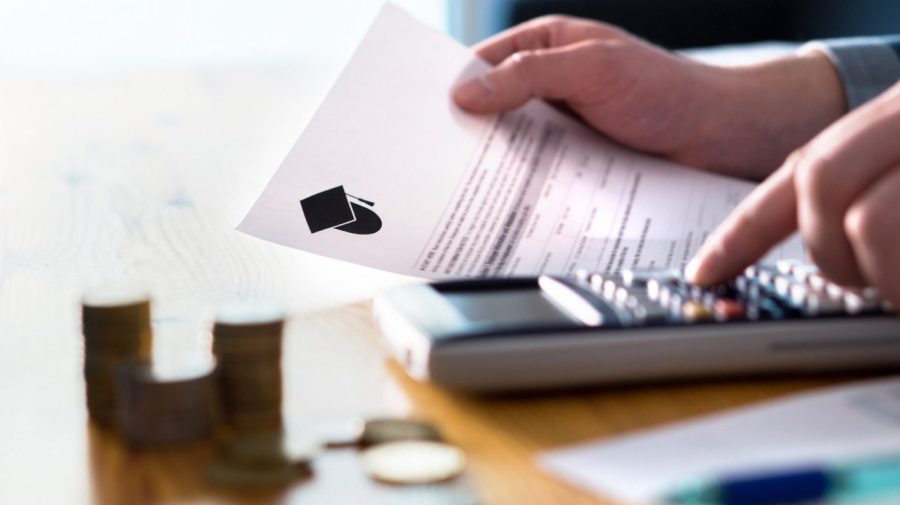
[212,300,286,432]
[115,354,218,446]
[361,418,442,447]
[81,285,153,426]
[361,441,466,484]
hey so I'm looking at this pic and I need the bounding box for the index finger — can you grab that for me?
[687,159,799,285]
[473,16,621,65]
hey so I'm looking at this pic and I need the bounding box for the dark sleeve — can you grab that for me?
[800,36,900,109]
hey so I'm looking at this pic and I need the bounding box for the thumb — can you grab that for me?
[453,42,594,113]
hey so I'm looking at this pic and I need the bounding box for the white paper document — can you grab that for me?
[540,376,900,504]
[239,3,802,278]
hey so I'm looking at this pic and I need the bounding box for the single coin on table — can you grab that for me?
[361,418,442,447]
[361,440,466,485]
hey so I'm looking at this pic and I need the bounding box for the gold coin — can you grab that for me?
[361,418,442,447]
[361,441,466,484]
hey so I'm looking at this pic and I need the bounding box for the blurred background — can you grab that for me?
[449,0,900,47]
[4,0,900,75]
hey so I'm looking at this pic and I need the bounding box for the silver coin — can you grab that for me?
[362,441,466,485]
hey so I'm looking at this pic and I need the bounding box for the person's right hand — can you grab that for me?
[453,16,846,181]
[687,81,900,306]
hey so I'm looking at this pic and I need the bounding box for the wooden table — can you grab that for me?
[0,32,882,505]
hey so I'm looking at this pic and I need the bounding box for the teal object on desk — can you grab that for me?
[664,454,900,505]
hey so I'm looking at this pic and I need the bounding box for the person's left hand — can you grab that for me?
[687,79,900,306]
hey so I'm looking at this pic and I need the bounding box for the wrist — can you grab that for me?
[685,52,845,180]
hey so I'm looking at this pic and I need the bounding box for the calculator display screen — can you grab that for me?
[443,289,575,328]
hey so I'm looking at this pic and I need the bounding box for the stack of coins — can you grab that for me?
[359,418,467,485]
[212,301,285,432]
[115,354,218,446]
[82,286,153,426]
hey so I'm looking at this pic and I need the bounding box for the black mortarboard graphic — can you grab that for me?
[299,185,382,235]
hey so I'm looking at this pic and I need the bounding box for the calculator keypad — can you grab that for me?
[572,260,893,327]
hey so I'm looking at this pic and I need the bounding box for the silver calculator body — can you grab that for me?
[373,263,900,391]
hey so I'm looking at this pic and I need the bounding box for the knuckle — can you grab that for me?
[530,14,573,32]
[508,49,539,73]
[534,14,572,25]
[792,150,838,205]
[844,200,883,247]
[578,40,621,70]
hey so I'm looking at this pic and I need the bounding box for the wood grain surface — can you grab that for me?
[0,67,882,505]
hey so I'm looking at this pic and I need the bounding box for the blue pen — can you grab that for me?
[664,454,900,505]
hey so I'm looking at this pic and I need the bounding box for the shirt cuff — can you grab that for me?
[799,36,900,109]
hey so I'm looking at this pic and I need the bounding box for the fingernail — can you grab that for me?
[453,77,493,107]
[686,247,721,285]
[684,257,704,284]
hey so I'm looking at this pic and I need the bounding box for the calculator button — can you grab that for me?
[657,285,675,307]
[622,268,681,288]
[682,301,713,322]
[773,276,792,299]
[575,269,590,282]
[825,282,845,300]
[688,285,706,301]
[734,278,761,300]
[713,299,745,321]
[614,286,631,305]
[733,276,751,293]
[701,292,718,307]
[788,284,809,307]
[756,265,778,288]
[667,293,684,314]
[803,292,844,316]
[624,295,668,325]
[808,273,829,291]
[602,279,618,300]
[775,259,803,275]
[647,279,664,301]
[791,264,818,283]
[843,288,881,314]
[588,273,604,292]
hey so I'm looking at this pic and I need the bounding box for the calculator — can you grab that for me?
[373,261,900,391]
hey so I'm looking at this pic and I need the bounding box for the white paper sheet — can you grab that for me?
[540,376,900,504]
[239,3,802,279]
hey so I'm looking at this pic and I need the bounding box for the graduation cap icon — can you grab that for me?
[299,185,382,235]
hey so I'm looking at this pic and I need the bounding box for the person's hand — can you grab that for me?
[452,16,845,180]
[687,80,900,306]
